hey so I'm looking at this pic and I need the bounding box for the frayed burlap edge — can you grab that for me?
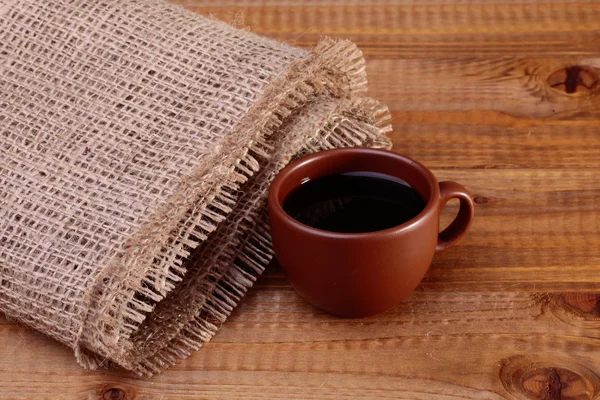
[131,96,391,375]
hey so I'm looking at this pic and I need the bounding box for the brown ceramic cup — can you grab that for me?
[268,148,474,318]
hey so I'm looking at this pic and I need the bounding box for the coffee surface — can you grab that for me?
[282,172,426,233]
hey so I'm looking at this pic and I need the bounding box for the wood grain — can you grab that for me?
[182,2,600,58]
[1,0,599,399]
[2,289,600,399]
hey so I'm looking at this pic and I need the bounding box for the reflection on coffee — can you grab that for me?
[282,171,426,233]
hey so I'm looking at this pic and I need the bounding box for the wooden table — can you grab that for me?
[2,1,600,399]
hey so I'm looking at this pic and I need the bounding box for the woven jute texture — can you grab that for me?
[0,0,391,375]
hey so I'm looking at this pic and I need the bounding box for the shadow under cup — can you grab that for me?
[268,148,474,317]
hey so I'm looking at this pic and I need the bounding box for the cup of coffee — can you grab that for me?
[268,148,474,317]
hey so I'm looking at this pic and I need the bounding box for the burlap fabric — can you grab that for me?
[0,0,391,375]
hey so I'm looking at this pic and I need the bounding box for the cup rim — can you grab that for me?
[268,148,440,239]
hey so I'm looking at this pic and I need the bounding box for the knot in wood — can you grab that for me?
[102,388,126,400]
[547,66,599,96]
[474,196,489,205]
[520,367,583,400]
[561,293,600,318]
[500,355,600,400]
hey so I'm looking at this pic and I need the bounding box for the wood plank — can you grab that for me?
[389,120,600,169]
[2,290,600,399]
[367,58,600,118]
[178,0,599,5]
[178,3,600,58]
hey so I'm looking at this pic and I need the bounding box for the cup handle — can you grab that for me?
[435,181,475,253]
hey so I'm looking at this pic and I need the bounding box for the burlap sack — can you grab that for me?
[0,0,391,375]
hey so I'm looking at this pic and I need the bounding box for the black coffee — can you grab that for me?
[282,171,426,233]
